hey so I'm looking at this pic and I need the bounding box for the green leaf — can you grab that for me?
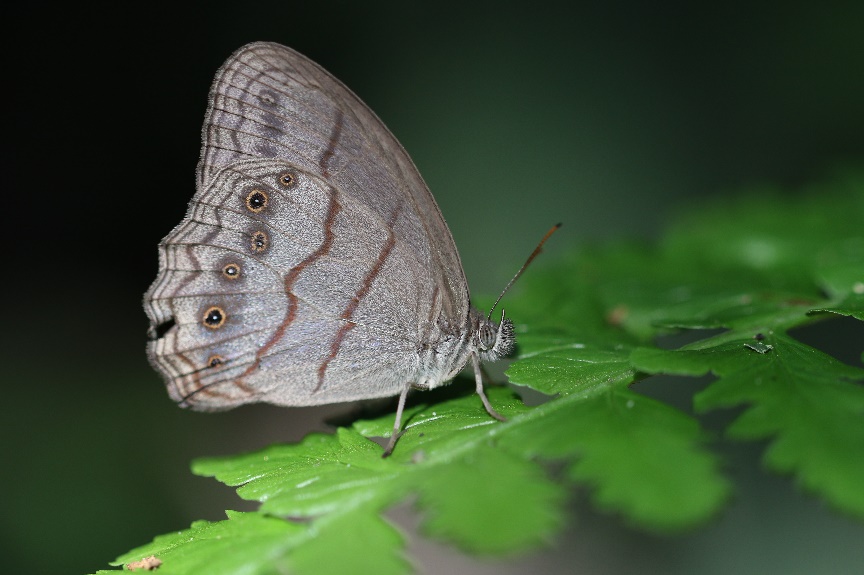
[108,511,304,574]
[506,339,633,397]
[502,387,730,530]
[288,510,409,575]
[193,429,395,517]
[632,332,864,518]
[812,262,864,320]
[416,447,565,553]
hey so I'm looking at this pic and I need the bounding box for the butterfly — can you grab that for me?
[144,42,535,456]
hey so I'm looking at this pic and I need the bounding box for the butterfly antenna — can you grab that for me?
[487,223,562,319]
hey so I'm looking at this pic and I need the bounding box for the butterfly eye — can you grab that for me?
[207,355,226,367]
[245,189,269,213]
[478,324,496,350]
[278,171,297,188]
[203,306,226,329]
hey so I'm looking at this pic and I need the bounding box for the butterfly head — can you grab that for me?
[475,310,515,363]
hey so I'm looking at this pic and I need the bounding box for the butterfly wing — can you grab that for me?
[144,43,472,410]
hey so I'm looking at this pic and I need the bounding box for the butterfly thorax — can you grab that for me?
[413,308,514,390]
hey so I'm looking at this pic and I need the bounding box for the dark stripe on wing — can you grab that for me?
[315,203,402,392]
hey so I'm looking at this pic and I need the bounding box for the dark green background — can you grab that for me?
[6,2,863,573]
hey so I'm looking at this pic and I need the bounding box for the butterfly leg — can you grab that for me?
[382,384,411,458]
[472,353,507,422]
